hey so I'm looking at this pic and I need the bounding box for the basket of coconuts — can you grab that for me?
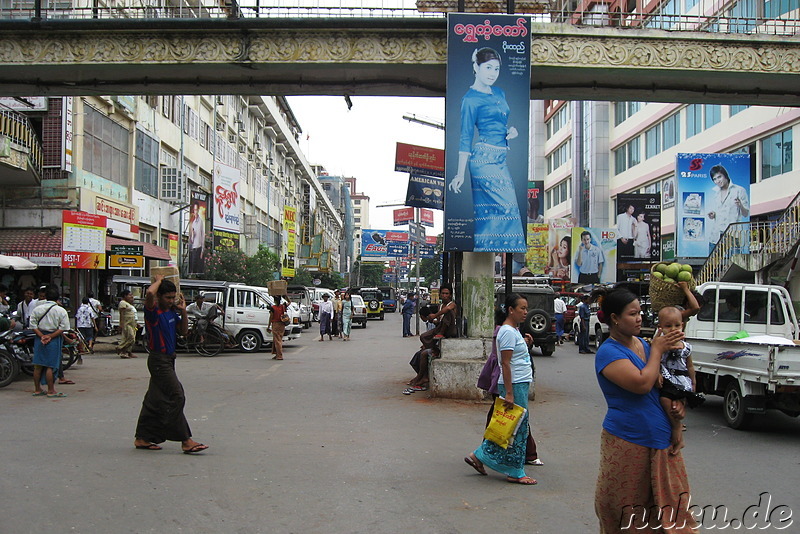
[649,262,696,312]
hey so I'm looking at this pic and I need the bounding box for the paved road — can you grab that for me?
[2,313,799,533]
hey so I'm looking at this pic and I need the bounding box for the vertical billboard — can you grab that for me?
[544,218,575,280]
[570,227,617,285]
[213,162,241,234]
[676,153,750,257]
[527,180,544,223]
[444,14,531,252]
[282,206,297,278]
[188,191,208,275]
[61,211,106,269]
[616,193,661,262]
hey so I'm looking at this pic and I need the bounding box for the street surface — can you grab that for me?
[2,313,799,533]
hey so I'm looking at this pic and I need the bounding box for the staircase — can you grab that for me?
[698,191,800,284]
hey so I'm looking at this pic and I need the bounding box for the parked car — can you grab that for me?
[495,282,558,356]
[573,296,656,349]
[378,286,397,313]
[355,287,384,320]
[350,295,368,328]
[286,288,313,329]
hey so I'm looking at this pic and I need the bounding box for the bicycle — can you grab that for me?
[185,306,229,357]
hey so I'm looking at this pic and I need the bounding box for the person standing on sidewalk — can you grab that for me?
[30,286,70,398]
[577,295,593,354]
[75,297,97,353]
[401,292,415,337]
[133,275,208,454]
[268,296,287,360]
[318,293,333,341]
[554,296,567,345]
[117,290,138,359]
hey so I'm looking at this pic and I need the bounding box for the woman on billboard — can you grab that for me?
[707,164,749,249]
[448,47,525,252]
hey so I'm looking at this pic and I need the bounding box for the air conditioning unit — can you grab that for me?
[215,96,224,106]
[228,133,237,143]
[215,122,224,131]
[262,168,268,176]
[238,144,246,154]
[247,153,254,161]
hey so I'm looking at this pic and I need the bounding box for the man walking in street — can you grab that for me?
[554,295,567,344]
[30,285,70,398]
[75,297,98,353]
[577,294,593,354]
[133,275,208,454]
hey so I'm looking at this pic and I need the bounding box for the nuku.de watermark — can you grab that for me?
[620,492,793,530]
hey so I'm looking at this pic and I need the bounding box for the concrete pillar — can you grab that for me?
[461,252,495,339]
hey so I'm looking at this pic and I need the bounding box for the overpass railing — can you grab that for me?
[1,1,799,36]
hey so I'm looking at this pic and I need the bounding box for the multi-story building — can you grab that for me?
[318,173,355,274]
[0,94,342,307]
[345,177,370,263]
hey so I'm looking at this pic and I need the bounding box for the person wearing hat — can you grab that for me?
[318,293,334,341]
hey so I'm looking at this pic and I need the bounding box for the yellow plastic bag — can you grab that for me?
[483,397,527,449]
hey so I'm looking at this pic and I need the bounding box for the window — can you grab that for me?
[686,104,702,138]
[614,102,642,126]
[546,140,570,175]
[546,105,570,139]
[135,130,159,197]
[705,105,721,129]
[139,230,152,244]
[160,148,182,201]
[644,113,681,160]
[730,105,749,116]
[545,180,570,209]
[614,136,641,174]
[761,128,793,180]
[663,113,680,150]
[645,125,661,160]
[83,106,130,186]
[354,217,361,224]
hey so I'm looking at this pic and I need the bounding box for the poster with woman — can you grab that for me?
[676,153,751,257]
[444,14,531,252]
[188,191,208,275]
[545,218,574,280]
[616,193,661,262]
[570,227,618,285]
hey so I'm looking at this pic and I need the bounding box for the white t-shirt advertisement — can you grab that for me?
[213,162,242,234]
[676,153,750,258]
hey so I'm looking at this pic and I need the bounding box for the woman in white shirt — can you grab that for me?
[633,212,652,259]
[465,293,537,485]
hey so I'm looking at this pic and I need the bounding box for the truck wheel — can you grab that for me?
[724,381,754,430]
[594,325,606,349]
[540,343,556,357]
[524,309,551,336]
[237,330,262,353]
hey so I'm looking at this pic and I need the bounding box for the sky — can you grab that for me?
[286,95,445,234]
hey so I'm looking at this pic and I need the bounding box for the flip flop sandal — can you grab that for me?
[525,459,544,466]
[47,392,67,398]
[32,391,47,396]
[411,385,428,391]
[182,444,208,454]
[464,454,488,476]
[135,443,163,451]
[402,389,413,395]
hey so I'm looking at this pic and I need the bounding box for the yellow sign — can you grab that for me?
[109,255,144,269]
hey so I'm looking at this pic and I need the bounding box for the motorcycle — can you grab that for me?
[0,323,88,388]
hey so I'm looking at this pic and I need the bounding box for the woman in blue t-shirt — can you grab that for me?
[593,288,698,532]
[464,293,537,485]
[447,47,525,253]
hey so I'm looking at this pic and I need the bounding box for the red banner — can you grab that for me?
[420,208,434,227]
[386,231,409,242]
[393,207,414,225]
[426,235,438,245]
[395,142,445,178]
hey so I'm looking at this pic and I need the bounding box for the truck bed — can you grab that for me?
[689,337,800,388]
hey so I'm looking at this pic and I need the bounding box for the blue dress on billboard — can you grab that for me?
[460,87,526,252]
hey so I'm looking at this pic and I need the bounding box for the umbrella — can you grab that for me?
[0,254,38,270]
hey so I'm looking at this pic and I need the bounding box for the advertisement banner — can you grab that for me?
[393,207,414,226]
[425,235,438,245]
[168,233,179,264]
[570,227,618,285]
[395,142,445,177]
[386,231,409,242]
[213,229,240,251]
[445,13,531,252]
[676,153,751,258]
[80,190,140,240]
[61,210,106,269]
[524,223,549,275]
[387,243,410,257]
[662,176,676,209]
[282,206,297,277]
[213,162,242,233]
[544,218,575,280]
[419,245,436,258]
[361,229,389,258]
[616,193,661,262]
[662,233,675,262]
[420,208,434,227]
[109,244,144,270]
[406,174,445,210]
[527,180,544,223]
[188,191,208,275]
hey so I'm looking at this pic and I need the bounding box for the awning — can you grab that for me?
[106,236,172,261]
[0,229,172,263]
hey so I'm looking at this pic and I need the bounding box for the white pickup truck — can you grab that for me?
[686,282,800,429]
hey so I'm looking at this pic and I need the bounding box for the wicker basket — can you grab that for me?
[649,263,696,312]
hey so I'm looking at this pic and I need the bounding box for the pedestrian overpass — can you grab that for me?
[0,10,798,105]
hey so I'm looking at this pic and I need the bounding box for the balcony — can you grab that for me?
[0,109,43,186]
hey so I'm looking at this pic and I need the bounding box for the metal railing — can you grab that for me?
[699,191,800,284]
[0,109,43,180]
[0,1,799,36]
